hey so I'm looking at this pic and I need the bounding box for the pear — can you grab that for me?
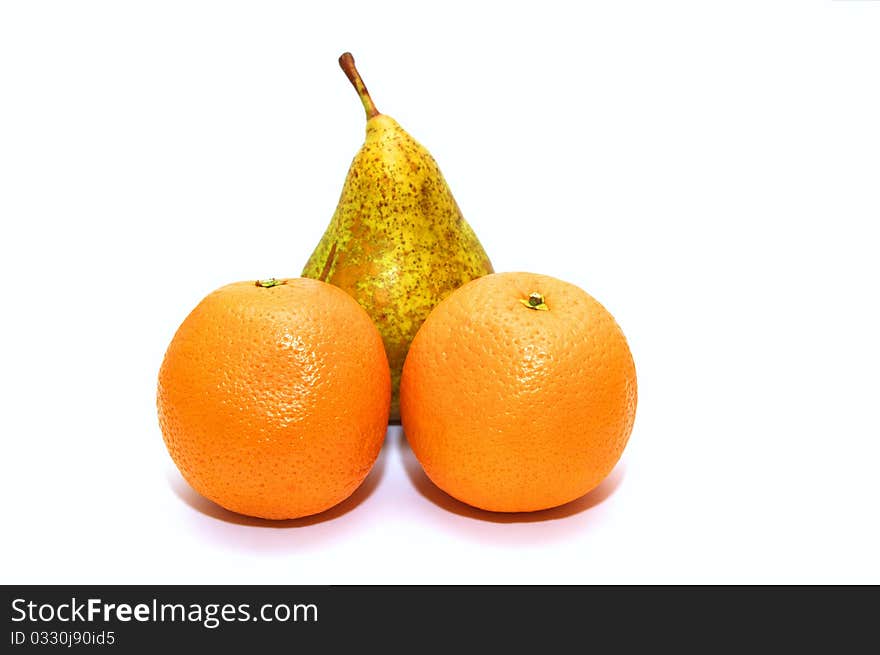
[303,53,493,421]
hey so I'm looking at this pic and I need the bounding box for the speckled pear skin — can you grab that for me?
[302,113,493,421]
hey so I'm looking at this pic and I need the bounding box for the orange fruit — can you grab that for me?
[400,272,637,512]
[157,277,390,520]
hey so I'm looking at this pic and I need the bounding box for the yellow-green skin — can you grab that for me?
[302,114,493,421]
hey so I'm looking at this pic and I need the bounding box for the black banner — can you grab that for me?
[1,585,875,650]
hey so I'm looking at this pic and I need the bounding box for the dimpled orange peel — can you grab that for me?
[157,277,391,520]
[400,272,637,512]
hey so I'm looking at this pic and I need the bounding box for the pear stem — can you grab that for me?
[339,52,380,120]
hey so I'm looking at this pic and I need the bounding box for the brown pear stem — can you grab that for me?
[339,52,380,120]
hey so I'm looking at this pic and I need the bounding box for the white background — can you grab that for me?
[2,1,878,584]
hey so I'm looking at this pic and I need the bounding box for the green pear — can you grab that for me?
[302,53,493,421]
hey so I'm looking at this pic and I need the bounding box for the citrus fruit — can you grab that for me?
[400,272,637,512]
[157,277,390,520]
